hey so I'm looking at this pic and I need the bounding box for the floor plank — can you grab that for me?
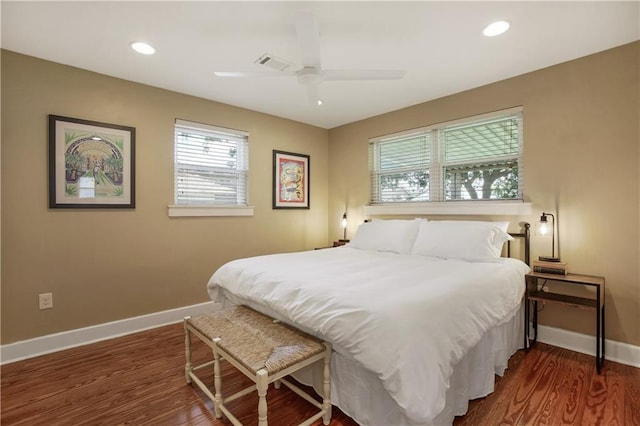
[2,324,638,425]
[454,342,639,426]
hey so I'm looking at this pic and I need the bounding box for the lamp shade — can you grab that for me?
[535,214,551,237]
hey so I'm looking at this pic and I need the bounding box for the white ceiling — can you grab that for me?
[2,1,638,129]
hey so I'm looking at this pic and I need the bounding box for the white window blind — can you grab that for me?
[369,108,523,205]
[369,131,431,203]
[443,114,521,200]
[174,119,249,205]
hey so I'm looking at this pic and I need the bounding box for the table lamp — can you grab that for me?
[536,212,560,262]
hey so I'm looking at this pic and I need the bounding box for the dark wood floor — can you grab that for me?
[1,323,638,425]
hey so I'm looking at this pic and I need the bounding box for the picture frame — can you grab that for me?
[48,115,136,208]
[273,150,310,209]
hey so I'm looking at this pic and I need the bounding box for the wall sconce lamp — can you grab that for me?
[340,212,348,241]
[536,212,560,262]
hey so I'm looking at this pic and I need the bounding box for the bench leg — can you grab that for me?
[322,343,332,425]
[212,339,223,419]
[257,369,268,426]
[183,318,192,384]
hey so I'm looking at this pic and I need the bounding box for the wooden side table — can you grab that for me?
[314,240,350,250]
[524,271,605,373]
[332,239,349,247]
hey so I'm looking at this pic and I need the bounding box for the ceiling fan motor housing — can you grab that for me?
[297,67,323,85]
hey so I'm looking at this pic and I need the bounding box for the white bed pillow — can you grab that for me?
[348,219,422,254]
[411,220,513,259]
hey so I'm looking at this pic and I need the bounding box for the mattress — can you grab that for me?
[208,246,529,425]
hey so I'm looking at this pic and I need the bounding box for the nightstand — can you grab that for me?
[332,239,349,247]
[524,271,605,373]
[314,240,349,250]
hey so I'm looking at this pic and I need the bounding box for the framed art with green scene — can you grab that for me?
[48,115,135,208]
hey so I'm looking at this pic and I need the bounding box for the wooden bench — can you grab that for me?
[184,305,332,426]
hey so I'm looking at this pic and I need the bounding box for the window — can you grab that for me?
[174,119,249,206]
[369,130,431,203]
[369,109,522,204]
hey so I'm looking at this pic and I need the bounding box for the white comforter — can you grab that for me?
[207,247,529,424]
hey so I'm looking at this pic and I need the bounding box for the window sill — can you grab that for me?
[363,201,532,216]
[168,205,254,217]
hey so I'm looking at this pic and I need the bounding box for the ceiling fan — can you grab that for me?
[213,12,406,105]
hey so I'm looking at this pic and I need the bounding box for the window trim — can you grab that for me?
[171,119,251,217]
[168,204,254,217]
[363,200,532,216]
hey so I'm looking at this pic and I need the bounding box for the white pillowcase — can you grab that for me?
[411,220,513,259]
[469,220,509,233]
[348,219,422,254]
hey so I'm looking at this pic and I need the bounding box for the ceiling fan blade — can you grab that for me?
[323,69,406,81]
[214,71,297,78]
[295,12,321,69]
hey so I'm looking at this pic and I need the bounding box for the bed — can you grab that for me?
[207,219,531,425]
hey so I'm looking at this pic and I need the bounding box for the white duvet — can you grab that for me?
[207,247,529,424]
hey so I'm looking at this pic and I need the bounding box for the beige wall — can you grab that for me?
[1,50,329,343]
[3,42,639,348]
[328,42,640,346]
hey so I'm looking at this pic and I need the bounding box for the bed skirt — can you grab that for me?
[291,304,524,426]
[219,292,524,426]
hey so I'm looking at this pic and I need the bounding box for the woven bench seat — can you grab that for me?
[184,306,332,426]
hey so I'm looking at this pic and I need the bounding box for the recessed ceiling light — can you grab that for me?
[130,41,155,55]
[483,21,510,37]
[317,100,323,106]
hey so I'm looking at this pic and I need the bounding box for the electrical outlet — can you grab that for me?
[39,292,53,310]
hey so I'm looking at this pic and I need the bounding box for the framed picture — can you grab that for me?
[48,115,135,208]
[273,150,310,209]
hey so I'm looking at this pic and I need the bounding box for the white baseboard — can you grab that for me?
[3,306,638,369]
[534,324,640,368]
[0,301,221,365]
